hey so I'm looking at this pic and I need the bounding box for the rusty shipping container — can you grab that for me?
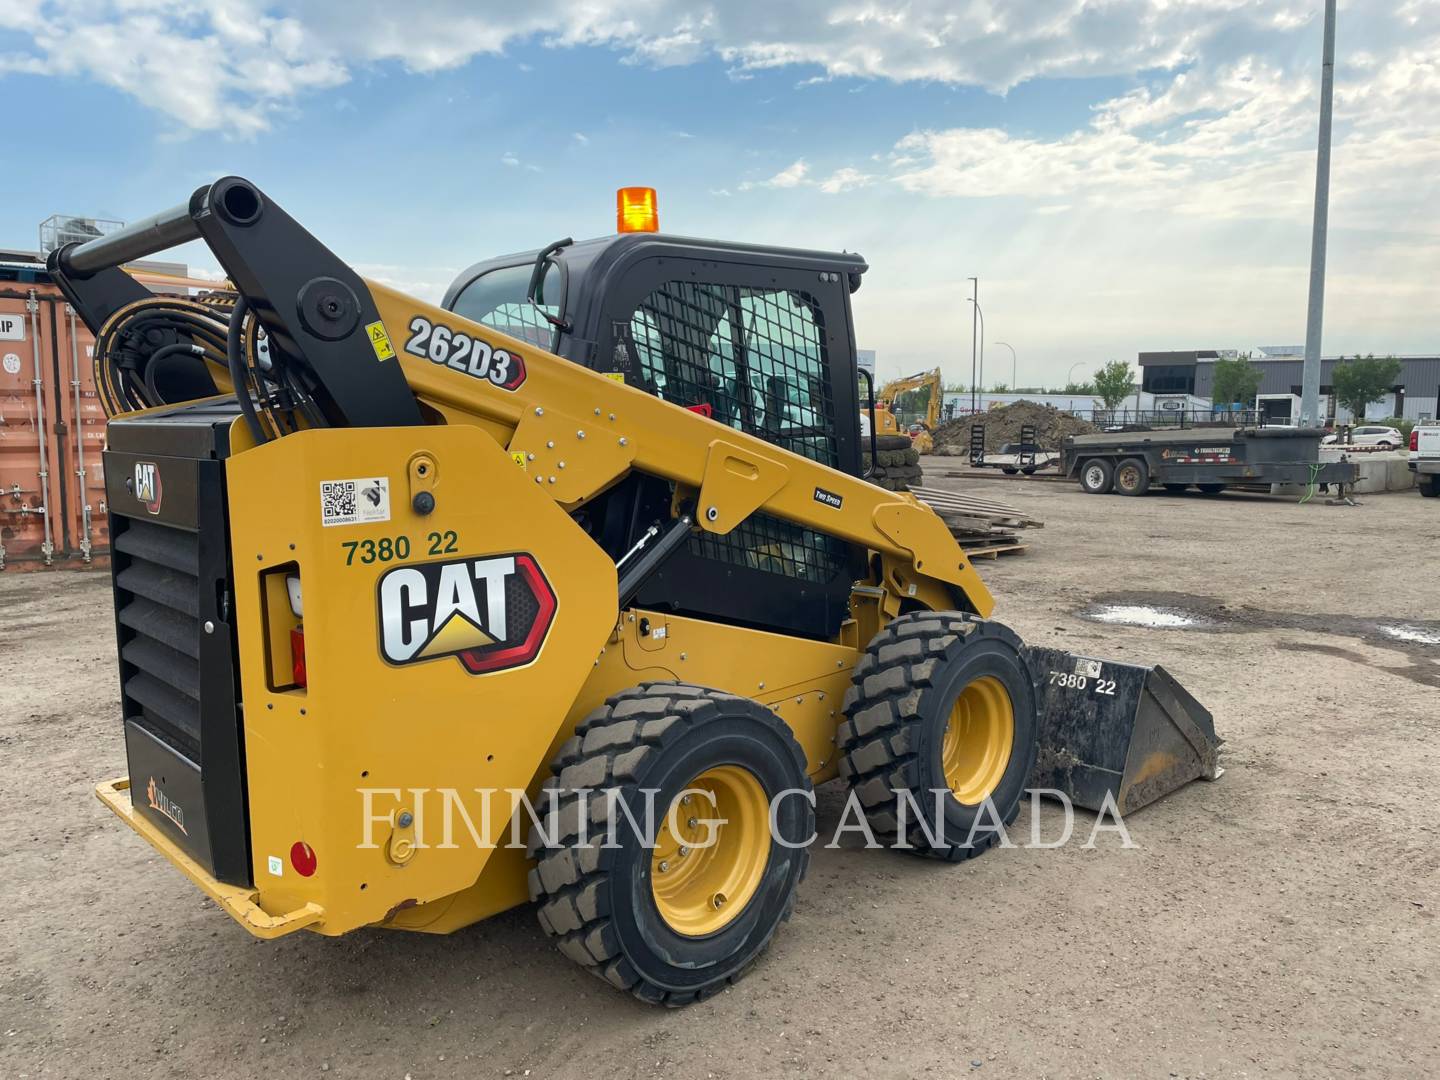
[1,260,227,570]
[1,265,109,570]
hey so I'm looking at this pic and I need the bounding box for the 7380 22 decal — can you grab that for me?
[404,316,527,390]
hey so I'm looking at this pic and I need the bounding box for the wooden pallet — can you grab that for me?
[961,542,1029,559]
[908,485,1041,554]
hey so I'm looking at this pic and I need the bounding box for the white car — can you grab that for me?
[1322,425,1403,449]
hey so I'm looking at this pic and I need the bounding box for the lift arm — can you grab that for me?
[52,177,993,613]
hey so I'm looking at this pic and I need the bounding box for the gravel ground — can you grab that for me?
[3,468,1438,1079]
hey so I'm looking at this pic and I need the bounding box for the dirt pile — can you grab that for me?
[932,401,1098,455]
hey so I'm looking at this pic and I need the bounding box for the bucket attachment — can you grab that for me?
[1021,646,1222,815]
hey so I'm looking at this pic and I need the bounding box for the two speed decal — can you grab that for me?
[404,316,527,390]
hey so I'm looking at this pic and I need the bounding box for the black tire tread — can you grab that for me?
[836,612,1036,863]
[527,681,811,1006]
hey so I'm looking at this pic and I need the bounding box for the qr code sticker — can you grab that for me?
[320,477,390,527]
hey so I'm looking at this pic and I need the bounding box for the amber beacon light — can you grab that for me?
[617,187,660,233]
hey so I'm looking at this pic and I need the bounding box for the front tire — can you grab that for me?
[1419,475,1439,498]
[1078,458,1114,495]
[528,683,813,1005]
[837,613,1038,862]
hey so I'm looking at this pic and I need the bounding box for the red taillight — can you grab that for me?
[291,627,307,687]
[1411,430,1420,451]
[290,841,317,877]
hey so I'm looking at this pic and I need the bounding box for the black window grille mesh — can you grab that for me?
[625,281,839,468]
[625,280,850,585]
[691,510,851,585]
[477,303,557,349]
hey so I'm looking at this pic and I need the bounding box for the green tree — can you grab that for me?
[1331,354,1401,420]
[1210,354,1263,408]
[990,382,1010,393]
[1092,360,1135,409]
[1062,381,1096,395]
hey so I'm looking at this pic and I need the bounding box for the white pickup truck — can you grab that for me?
[1411,424,1440,497]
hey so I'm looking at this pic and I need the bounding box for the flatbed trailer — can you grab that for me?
[1061,426,1357,496]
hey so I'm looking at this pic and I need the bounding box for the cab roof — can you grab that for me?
[442,232,868,312]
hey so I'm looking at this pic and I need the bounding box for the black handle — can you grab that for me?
[526,237,574,335]
[858,367,879,479]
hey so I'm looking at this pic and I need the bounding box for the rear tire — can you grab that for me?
[837,613,1038,862]
[1419,475,1439,498]
[1002,466,1018,475]
[1078,458,1114,495]
[1114,457,1151,496]
[528,683,813,1006]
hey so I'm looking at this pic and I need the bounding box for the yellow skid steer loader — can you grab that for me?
[51,178,1219,1005]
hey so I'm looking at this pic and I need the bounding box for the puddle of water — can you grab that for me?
[1086,604,1197,629]
[1381,625,1440,646]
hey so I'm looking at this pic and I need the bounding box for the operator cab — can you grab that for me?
[443,233,868,477]
[443,233,871,641]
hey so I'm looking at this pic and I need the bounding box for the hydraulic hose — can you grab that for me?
[227,296,269,444]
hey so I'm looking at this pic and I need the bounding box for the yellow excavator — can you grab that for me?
[51,178,1219,1006]
[869,368,942,453]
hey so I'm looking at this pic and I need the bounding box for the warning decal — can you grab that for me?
[366,320,395,362]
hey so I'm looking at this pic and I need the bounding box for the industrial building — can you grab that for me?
[1139,348,1440,423]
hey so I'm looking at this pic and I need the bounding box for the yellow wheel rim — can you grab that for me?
[650,765,771,937]
[941,676,1015,805]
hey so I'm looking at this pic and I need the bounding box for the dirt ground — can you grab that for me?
[3,468,1439,1080]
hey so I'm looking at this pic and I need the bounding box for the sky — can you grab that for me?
[1,0,1436,387]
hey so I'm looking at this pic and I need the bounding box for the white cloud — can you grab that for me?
[739,160,877,194]
[572,131,589,145]
[817,167,877,195]
[500,151,520,167]
[0,1,1354,135]
[0,2,347,137]
[739,160,809,190]
[887,35,1440,232]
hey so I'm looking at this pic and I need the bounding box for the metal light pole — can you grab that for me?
[1300,0,1337,428]
[995,341,1017,389]
[967,277,979,412]
[970,298,985,406]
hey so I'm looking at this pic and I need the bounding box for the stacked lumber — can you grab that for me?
[908,486,1043,558]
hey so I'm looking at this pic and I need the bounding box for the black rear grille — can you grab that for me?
[114,519,203,759]
[104,405,251,885]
